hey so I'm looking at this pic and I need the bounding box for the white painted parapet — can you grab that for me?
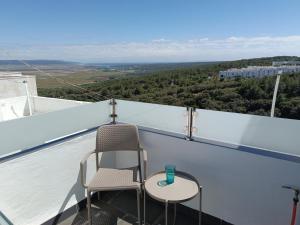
[0,74,37,99]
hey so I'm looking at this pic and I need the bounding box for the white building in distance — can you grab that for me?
[219,63,300,79]
[272,61,300,66]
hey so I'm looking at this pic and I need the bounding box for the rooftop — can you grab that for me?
[0,72,87,122]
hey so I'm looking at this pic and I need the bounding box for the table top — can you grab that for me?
[144,171,199,203]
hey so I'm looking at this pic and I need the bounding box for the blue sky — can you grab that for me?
[0,0,300,62]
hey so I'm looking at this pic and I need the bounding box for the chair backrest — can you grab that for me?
[96,124,141,153]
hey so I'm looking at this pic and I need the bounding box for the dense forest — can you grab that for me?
[38,56,300,120]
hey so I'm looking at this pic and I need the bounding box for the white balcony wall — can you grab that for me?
[2,127,298,225]
[137,130,300,225]
[0,100,111,158]
[0,131,115,225]
[194,109,300,157]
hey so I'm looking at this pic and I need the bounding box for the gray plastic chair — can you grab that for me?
[80,124,147,225]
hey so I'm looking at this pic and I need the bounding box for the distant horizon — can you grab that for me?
[0,58,224,64]
[0,55,299,65]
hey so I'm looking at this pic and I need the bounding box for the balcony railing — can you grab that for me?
[1,98,300,160]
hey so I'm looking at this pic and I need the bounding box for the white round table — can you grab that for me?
[144,171,202,225]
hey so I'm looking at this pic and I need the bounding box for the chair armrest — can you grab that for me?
[80,150,96,188]
[142,150,148,181]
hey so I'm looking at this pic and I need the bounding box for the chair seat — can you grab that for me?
[88,168,141,191]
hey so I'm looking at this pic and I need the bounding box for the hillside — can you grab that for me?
[38,56,300,120]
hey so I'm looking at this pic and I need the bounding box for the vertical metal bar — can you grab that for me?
[95,151,100,201]
[173,203,177,225]
[199,186,202,225]
[190,107,195,140]
[138,149,143,183]
[110,98,117,124]
[186,107,194,141]
[186,106,189,135]
[137,190,141,225]
[96,152,99,171]
[87,191,92,225]
[186,107,191,140]
[112,98,116,124]
[189,107,193,140]
[144,184,146,225]
[165,201,168,225]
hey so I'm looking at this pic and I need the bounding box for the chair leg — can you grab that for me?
[87,191,92,225]
[137,189,141,225]
[143,185,146,225]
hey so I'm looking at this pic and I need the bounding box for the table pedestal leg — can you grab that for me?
[165,201,168,225]
[199,187,202,225]
[173,203,177,225]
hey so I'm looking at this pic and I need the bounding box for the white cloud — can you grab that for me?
[1,35,300,62]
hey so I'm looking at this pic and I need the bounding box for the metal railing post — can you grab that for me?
[109,98,117,124]
[186,107,195,141]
